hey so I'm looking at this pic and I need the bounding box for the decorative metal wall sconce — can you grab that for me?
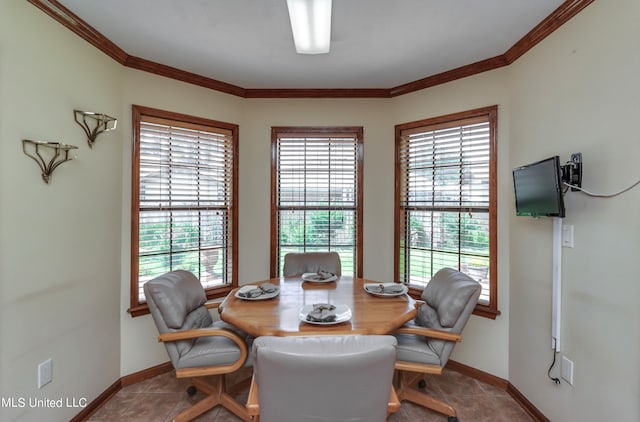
[73,110,117,148]
[22,139,78,184]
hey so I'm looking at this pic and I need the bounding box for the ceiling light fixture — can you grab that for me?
[286,0,332,54]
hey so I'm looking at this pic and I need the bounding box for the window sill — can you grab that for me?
[473,304,500,320]
[128,285,233,318]
[128,304,150,317]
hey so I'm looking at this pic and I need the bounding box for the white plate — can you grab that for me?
[298,304,352,325]
[301,272,338,283]
[363,283,408,297]
[234,286,280,301]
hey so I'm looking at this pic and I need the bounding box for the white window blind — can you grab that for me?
[398,114,493,305]
[134,113,236,304]
[273,129,362,276]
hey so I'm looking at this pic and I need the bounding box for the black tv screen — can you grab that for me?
[513,156,565,218]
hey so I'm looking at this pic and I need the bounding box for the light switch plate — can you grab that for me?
[562,224,574,248]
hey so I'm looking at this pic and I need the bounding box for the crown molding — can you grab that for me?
[124,56,247,97]
[389,55,510,97]
[504,0,595,63]
[244,88,391,99]
[27,0,128,64]
[27,0,594,99]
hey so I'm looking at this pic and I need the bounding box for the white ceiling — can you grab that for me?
[57,0,564,89]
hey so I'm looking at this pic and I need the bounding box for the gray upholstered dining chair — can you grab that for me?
[144,270,251,422]
[246,335,400,422]
[282,251,342,277]
[393,267,481,422]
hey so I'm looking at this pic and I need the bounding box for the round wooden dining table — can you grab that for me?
[218,276,420,337]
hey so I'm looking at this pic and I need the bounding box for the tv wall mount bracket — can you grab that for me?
[561,153,582,191]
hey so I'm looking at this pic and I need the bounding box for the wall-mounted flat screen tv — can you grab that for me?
[512,156,565,218]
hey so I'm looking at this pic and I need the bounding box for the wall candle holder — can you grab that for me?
[22,139,78,184]
[73,110,117,148]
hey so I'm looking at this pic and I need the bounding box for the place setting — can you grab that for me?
[299,303,352,325]
[301,271,338,283]
[363,282,408,297]
[234,283,280,300]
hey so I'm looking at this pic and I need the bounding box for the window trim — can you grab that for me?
[129,105,239,317]
[270,126,364,278]
[394,106,499,319]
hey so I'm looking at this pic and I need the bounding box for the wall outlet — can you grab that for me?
[561,356,574,385]
[38,358,52,388]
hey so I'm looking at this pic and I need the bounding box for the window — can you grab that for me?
[271,127,363,278]
[129,105,238,316]
[395,106,498,318]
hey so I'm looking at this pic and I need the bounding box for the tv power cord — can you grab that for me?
[547,340,561,385]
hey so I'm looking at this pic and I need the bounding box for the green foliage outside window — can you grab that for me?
[139,221,223,278]
[280,210,345,246]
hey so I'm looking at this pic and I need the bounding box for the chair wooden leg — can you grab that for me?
[227,375,253,396]
[173,375,250,422]
[174,392,220,422]
[396,371,457,418]
[396,371,422,396]
[221,392,251,422]
[191,376,221,396]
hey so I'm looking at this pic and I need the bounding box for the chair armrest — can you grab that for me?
[160,328,249,377]
[394,326,461,342]
[388,386,401,414]
[246,374,260,416]
[158,327,243,343]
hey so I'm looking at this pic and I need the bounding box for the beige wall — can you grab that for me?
[0,2,123,421]
[507,0,640,420]
[2,1,638,421]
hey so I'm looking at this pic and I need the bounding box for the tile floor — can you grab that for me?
[86,367,535,422]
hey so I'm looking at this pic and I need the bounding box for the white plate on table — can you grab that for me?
[234,285,280,301]
[301,272,338,283]
[298,304,352,325]
[363,283,408,297]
